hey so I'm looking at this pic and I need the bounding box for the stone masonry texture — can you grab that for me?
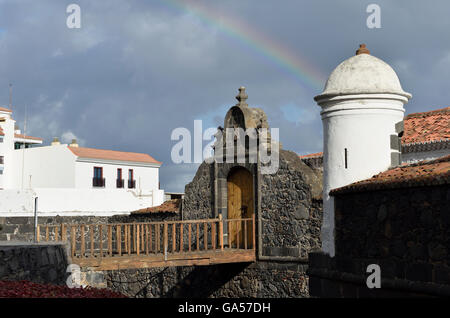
[309,184,450,297]
[0,243,69,285]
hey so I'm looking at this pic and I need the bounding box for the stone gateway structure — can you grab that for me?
[183,87,322,261]
[167,87,324,297]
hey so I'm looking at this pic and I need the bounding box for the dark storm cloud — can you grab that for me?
[0,0,449,192]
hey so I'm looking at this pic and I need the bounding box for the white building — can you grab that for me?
[0,106,164,215]
[314,44,412,257]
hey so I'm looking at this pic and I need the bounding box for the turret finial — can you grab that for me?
[235,86,248,107]
[356,44,370,55]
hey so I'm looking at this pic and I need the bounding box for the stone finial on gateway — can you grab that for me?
[235,86,248,107]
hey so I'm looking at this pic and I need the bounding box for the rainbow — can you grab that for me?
[161,0,326,90]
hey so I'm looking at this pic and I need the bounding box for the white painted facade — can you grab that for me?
[314,49,411,257]
[0,109,17,189]
[74,159,159,190]
[0,107,164,215]
[402,149,449,164]
[0,188,164,216]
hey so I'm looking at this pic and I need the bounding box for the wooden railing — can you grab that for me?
[37,215,255,260]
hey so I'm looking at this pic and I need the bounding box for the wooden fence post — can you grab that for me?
[163,222,168,259]
[99,225,103,258]
[36,225,40,243]
[108,225,112,256]
[80,225,85,257]
[172,223,176,252]
[71,226,76,258]
[180,224,184,253]
[252,214,256,250]
[117,225,122,256]
[219,214,224,251]
[90,225,94,257]
[136,224,140,256]
[61,224,66,242]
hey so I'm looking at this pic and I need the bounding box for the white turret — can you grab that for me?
[314,44,411,257]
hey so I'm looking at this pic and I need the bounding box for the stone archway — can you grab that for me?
[227,167,254,248]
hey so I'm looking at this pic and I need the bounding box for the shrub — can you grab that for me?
[0,280,127,298]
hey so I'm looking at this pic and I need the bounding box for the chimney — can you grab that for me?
[69,139,79,148]
[51,137,61,146]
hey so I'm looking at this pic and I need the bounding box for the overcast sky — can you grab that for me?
[1,0,449,192]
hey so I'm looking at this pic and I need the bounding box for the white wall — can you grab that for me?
[0,188,165,216]
[74,160,159,190]
[10,144,77,189]
[402,149,450,164]
[319,95,408,257]
[0,112,16,189]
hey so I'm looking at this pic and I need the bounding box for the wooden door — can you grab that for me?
[227,167,253,248]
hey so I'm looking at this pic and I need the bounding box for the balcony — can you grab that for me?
[116,179,124,188]
[93,177,105,188]
[128,180,136,189]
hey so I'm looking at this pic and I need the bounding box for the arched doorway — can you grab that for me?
[227,167,254,248]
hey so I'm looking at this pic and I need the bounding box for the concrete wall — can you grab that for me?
[11,144,77,189]
[0,188,164,216]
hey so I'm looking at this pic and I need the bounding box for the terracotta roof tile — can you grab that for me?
[0,107,12,113]
[330,155,450,195]
[0,127,4,136]
[131,199,180,214]
[402,107,450,144]
[298,152,323,159]
[68,146,162,164]
[14,133,43,141]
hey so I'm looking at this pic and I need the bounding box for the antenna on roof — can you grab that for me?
[9,83,12,111]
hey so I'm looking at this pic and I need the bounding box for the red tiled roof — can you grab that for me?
[14,133,43,141]
[68,146,162,164]
[0,127,4,136]
[298,152,323,159]
[330,155,450,195]
[402,107,450,145]
[0,107,12,113]
[131,199,180,214]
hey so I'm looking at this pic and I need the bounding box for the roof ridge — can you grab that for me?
[68,145,162,165]
[405,106,450,119]
[74,146,152,156]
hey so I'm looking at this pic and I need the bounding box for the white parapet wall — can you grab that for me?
[0,188,164,216]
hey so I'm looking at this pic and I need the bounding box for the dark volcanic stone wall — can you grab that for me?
[182,150,323,259]
[106,261,309,298]
[260,150,322,258]
[309,184,450,297]
[182,162,214,220]
[0,243,69,285]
